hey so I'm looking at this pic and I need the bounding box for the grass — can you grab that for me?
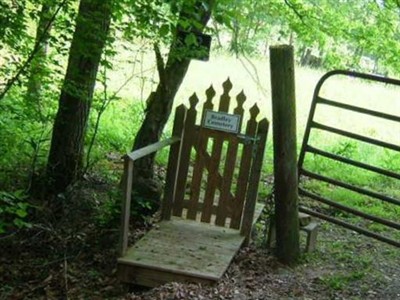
[1,42,399,242]
[297,221,399,296]
[1,45,399,299]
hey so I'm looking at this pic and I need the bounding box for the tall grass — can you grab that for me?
[103,50,400,240]
[1,46,399,238]
[104,48,399,171]
[107,47,399,140]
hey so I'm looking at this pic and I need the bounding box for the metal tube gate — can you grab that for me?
[298,70,400,247]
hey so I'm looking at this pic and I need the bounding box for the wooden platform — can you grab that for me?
[118,204,264,287]
[117,84,269,287]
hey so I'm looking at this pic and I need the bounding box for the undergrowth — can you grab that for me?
[0,58,399,238]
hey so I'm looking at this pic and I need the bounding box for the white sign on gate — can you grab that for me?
[202,110,241,133]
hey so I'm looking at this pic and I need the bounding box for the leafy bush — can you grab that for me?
[132,192,159,220]
[0,88,54,190]
[0,190,32,234]
[93,189,121,227]
[85,99,144,171]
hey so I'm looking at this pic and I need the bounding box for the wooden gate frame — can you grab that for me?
[298,70,400,247]
[117,80,269,286]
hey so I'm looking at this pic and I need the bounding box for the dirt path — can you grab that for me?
[1,218,399,299]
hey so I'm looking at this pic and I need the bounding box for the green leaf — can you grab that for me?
[159,24,170,37]
[15,209,28,218]
[184,33,197,46]
[13,218,27,228]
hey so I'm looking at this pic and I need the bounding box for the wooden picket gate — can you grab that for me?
[117,79,269,287]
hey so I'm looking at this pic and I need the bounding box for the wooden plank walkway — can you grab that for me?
[117,203,264,287]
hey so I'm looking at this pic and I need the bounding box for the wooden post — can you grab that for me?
[269,45,300,265]
[118,157,134,257]
[161,105,186,220]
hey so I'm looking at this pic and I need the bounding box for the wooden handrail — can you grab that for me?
[126,136,181,161]
[118,135,181,257]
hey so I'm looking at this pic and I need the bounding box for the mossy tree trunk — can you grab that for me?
[46,0,112,196]
[131,0,215,200]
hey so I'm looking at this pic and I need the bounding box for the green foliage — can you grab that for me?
[0,190,32,234]
[85,99,144,171]
[113,0,175,42]
[132,192,159,221]
[0,0,75,100]
[302,124,400,241]
[155,148,170,166]
[317,243,373,290]
[93,189,121,227]
[321,271,367,290]
[1,0,399,228]
[91,170,160,224]
[0,88,53,189]
[0,1,30,50]
[212,0,400,74]
[303,157,400,221]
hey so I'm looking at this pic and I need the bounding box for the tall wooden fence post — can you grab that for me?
[269,45,300,265]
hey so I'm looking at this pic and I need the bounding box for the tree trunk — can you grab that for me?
[213,21,223,48]
[46,0,112,195]
[131,0,214,198]
[229,20,240,54]
[25,1,54,116]
[300,48,312,66]
[351,46,363,68]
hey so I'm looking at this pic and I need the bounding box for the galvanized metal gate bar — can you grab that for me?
[311,122,400,151]
[299,206,400,248]
[306,146,400,180]
[301,169,400,206]
[298,69,400,247]
[317,96,400,122]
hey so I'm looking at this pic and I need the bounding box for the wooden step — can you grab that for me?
[118,218,245,287]
[118,203,265,287]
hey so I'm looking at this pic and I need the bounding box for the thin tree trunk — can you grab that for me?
[25,1,54,117]
[230,20,240,54]
[46,0,112,196]
[351,46,363,68]
[213,21,223,48]
[131,0,215,198]
[0,0,68,102]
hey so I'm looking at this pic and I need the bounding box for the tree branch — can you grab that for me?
[153,43,166,84]
[284,0,306,24]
